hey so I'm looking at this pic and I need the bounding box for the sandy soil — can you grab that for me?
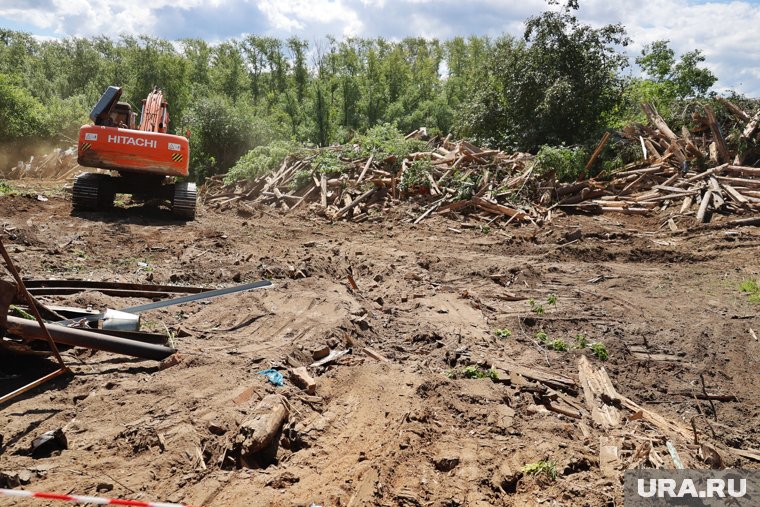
[1,182,759,506]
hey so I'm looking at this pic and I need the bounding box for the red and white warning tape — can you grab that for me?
[0,488,203,507]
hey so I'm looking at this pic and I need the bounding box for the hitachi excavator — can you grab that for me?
[74,86,196,219]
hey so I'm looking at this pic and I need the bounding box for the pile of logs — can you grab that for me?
[556,102,760,225]
[3,147,80,180]
[204,134,540,224]
[204,100,760,227]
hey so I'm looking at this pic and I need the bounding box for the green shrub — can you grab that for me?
[590,342,609,360]
[460,365,499,381]
[740,278,760,303]
[495,328,512,338]
[225,140,304,183]
[313,150,346,176]
[534,144,587,183]
[400,158,433,192]
[357,123,425,169]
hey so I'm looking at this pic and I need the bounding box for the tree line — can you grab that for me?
[0,3,751,180]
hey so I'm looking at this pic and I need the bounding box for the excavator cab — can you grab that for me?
[74,86,196,219]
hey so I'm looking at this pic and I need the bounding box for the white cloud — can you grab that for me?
[1,0,758,95]
[256,0,364,37]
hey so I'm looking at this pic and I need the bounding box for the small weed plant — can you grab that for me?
[521,460,558,481]
[495,328,512,339]
[740,278,760,303]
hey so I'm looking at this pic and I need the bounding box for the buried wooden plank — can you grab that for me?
[494,359,577,394]
[577,355,622,429]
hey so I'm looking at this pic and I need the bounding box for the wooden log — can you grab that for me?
[601,207,651,215]
[356,156,373,184]
[235,394,289,467]
[577,131,611,181]
[726,165,760,177]
[494,359,577,394]
[336,187,377,218]
[642,103,679,141]
[705,106,731,163]
[471,197,527,220]
[696,190,712,223]
[716,176,760,188]
[718,98,750,122]
[741,110,760,139]
[681,164,728,185]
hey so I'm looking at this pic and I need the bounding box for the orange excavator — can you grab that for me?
[74,86,196,219]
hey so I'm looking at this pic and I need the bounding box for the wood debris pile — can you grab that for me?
[204,132,540,224]
[556,101,760,226]
[3,146,81,180]
[204,100,760,227]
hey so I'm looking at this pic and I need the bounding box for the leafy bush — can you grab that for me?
[289,169,313,191]
[590,342,609,361]
[313,150,346,176]
[460,365,499,381]
[534,144,588,183]
[225,140,304,183]
[357,123,425,168]
[400,158,433,192]
[0,73,48,142]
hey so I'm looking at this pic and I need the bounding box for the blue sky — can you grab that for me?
[1,0,758,95]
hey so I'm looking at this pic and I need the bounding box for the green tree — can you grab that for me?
[456,2,629,150]
[0,73,48,142]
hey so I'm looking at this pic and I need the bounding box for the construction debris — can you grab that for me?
[5,315,176,361]
[3,147,81,180]
[205,100,759,227]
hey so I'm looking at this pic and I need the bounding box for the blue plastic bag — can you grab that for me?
[256,368,284,387]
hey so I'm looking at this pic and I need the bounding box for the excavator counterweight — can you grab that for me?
[73,86,196,220]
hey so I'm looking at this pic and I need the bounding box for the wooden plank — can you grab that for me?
[577,131,611,181]
[722,184,749,205]
[356,156,373,184]
[577,356,621,430]
[705,106,731,163]
[494,359,577,394]
[336,187,376,218]
[471,197,527,220]
[320,174,327,208]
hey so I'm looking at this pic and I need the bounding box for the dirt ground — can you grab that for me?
[1,181,759,507]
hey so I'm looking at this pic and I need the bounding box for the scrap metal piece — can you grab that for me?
[53,279,274,327]
[5,315,175,361]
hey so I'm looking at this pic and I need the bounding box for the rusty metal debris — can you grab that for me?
[0,238,70,406]
[20,279,213,299]
[5,316,175,361]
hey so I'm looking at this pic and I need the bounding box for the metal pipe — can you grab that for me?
[0,368,69,406]
[5,316,175,361]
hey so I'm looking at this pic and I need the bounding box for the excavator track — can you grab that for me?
[72,173,114,211]
[172,182,197,220]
